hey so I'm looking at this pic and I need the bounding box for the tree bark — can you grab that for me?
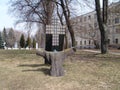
[36,49,51,64]
[95,0,108,54]
[50,52,65,76]
[100,24,108,54]
[64,34,69,49]
[36,48,74,77]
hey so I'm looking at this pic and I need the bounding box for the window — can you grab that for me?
[84,41,86,45]
[89,40,91,45]
[80,41,82,45]
[115,38,118,44]
[108,39,110,44]
[115,17,119,24]
[116,28,120,33]
[88,15,91,20]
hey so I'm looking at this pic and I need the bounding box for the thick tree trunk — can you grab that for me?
[36,48,74,77]
[36,49,51,64]
[50,52,65,76]
[64,35,69,49]
[95,0,108,54]
[44,52,52,65]
[100,24,108,54]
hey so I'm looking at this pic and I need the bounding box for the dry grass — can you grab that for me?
[0,49,120,90]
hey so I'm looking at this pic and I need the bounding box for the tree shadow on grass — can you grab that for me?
[22,68,50,75]
[18,64,50,75]
[18,64,50,67]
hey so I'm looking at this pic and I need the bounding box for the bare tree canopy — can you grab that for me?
[9,0,55,26]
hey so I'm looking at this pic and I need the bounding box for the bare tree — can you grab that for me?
[10,0,55,64]
[10,0,55,25]
[53,0,76,51]
[10,0,55,45]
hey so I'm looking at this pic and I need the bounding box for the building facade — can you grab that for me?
[71,2,120,49]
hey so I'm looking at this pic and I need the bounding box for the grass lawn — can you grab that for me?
[0,49,120,90]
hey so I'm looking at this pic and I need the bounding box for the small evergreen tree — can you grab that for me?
[2,27,8,47]
[0,32,4,49]
[25,36,31,49]
[20,34,25,48]
[32,38,36,49]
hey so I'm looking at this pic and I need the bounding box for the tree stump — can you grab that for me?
[50,52,65,76]
[36,48,74,77]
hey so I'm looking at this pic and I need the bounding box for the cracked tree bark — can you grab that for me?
[36,48,74,77]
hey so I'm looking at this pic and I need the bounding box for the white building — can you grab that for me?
[71,2,120,49]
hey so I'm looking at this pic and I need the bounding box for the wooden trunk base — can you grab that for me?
[36,48,74,77]
[50,52,65,76]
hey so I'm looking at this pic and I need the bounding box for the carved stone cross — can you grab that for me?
[45,19,65,51]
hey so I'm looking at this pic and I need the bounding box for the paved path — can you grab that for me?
[82,49,120,55]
